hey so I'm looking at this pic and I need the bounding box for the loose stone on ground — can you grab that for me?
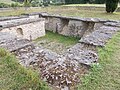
[0,14,120,89]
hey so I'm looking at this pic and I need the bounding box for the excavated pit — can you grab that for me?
[34,31,80,54]
[13,43,89,89]
[0,14,120,90]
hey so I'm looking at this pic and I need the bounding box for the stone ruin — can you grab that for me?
[0,17,45,40]
[0,13,120,90]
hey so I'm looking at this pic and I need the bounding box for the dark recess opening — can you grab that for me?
[16,28,23,36]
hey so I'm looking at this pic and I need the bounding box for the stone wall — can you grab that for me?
[1,14,120,89]
[0,16,27,21]
[44,16,91,37]
[0,18,45,40]
[38,13,119,38]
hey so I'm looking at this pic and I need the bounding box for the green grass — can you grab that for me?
[78,32,120,90]
[0,6,120,20]
[35,31,79,46]
[0,48,49,90]
[63,4,120,7]
[63,4,106,7]
[35,31,79,54]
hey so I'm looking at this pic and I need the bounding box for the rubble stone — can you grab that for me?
[14,45,88,88]
[80,26,120,46]
[1,14,120,89]
[0,32,31,52]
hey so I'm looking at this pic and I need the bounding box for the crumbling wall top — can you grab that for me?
[0,15,28,21]
[0,18,45,29]
[37,12,119,23]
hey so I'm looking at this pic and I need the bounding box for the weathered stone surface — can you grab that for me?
[15,45,38,67]
[1,14,120,89]
[0,18,45,40]
[82,22,95,37]
[38,13,120,39]
[14,45,88,88]
[0,16,27,21]
[3,40,31,52]
[39,13,109,23]
[80,26,120,46]
[61,20,88,37]
[94,23,103,30]
[44,17,96,37]
[28,12,40,19]
[104,22,120,27]
[0,18,45,28]
[0,32,16,42]
[0,32,31,52]
[45,17,62,32]
[65,43,98,65]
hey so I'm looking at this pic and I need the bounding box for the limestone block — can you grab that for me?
[104,22,120,27]
[1,20,45,40]
[82,22,95,37]
[63,20,88,37]
[57,19,69,33]
[58,23,69,36]
[80,26,119,46]
[29,15,39,19]
[45,17,61,32]
[94,23,103,30]
[0,32,31,52]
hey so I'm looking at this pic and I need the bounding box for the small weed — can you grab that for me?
[0,48,8,57]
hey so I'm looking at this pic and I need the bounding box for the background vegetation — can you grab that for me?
[106,0,119,13]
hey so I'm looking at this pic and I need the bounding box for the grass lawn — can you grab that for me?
[63,4,106,7]
[34,31,79,54]
[78,32,120,90]
[63,4,120,7]
[0,6,120,20]
[0,48,49,90]
[0,5,120,90]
